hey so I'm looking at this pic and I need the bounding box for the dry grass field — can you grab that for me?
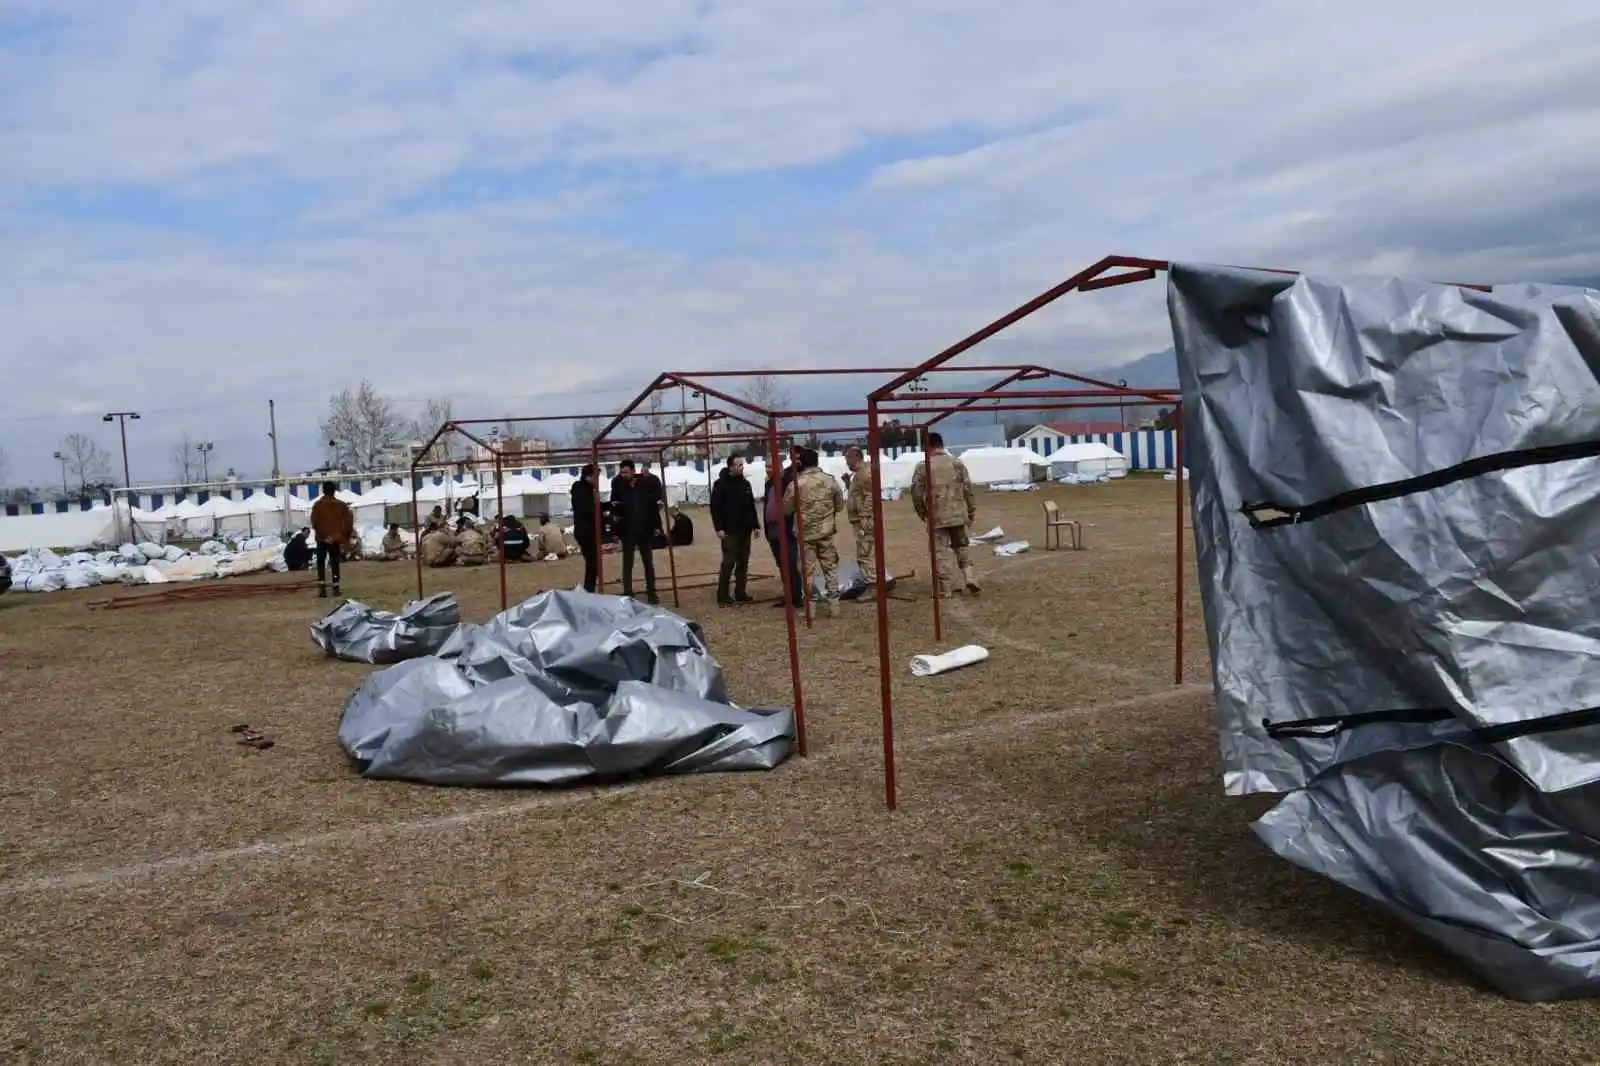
[1,477,1594,1064]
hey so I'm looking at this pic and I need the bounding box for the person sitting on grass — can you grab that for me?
[536,514,567,559]
[420,522,456,568]
[380,523,406,561]
[283,527,312,571]
[455,516,489,566]
[498,515,532,562]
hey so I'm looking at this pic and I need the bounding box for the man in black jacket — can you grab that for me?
[571,464,600,592]
[710,457,759,606]
[611,460,663,604]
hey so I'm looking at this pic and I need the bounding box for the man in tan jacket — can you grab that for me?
[309,481,355,598]
[783,447,846,617]
[910,432,981,598]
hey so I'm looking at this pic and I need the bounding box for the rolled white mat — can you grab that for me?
[909,644,990,677]
[993,540,1030,557]
[971,526,1005,543]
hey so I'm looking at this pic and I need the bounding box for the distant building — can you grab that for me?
[472,436,550,469]
[1011,421,1127,448]
[378,440,426,471]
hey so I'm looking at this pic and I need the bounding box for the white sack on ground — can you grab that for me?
[17,571,66,593]
[909,645,990,677]
[971,527,1005,543]
[993,541,1030,557]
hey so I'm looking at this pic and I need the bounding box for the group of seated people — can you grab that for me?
[283,493,696,573]
[416,506,572,568]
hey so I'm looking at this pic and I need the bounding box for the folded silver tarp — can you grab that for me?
[337,589,794,786]
[311,591,462,664]
[1170,262,1600,999]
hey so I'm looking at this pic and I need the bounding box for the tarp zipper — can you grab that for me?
[1240,438,1600,529]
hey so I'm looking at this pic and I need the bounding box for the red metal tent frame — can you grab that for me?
[865,256,1190,811]
[593,363,1176,764]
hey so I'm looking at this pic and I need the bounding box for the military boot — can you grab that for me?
[963,566,981,595]
[824,597,839,618]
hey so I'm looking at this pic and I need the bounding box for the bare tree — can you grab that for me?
[411,397,458,465]
[57,432,111,493]
[169,433,199,485]
[624,390,675,441]
[569,417,607,451]
[741,373,793,417]
[321,380,406,472]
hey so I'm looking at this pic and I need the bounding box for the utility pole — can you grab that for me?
[102,410,141,543]
[268,399,281,480]
[52,451,68,498]
[197,441,214,483]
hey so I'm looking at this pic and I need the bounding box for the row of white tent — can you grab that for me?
[0,443,1129,551]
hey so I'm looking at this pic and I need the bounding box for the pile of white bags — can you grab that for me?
[8,547,116,593]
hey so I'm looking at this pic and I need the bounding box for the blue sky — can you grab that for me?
[1,1,1598,486]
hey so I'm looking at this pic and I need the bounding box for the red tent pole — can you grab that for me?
[867,400,897,809]
[771,417,807,756]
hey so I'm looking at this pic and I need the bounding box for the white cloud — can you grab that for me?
[1,1,1599,481]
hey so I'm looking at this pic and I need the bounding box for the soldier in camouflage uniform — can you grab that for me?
[455,518,490,566]
[843,446,888,596]
[783,446,846,617]
[910,431,981,598]
[420,525,457,568]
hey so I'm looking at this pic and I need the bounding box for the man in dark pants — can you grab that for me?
[309,481,355,598]
[710,456,759,606]
[571,464,601,592]
[762,448,804,609]
[610,460,663,603]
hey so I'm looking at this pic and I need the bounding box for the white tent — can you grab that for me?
[1047,442,1130,479]
[661,465,714,507]
[953,446,1050,486]
[197,495,256,536]
[414,478,471,505]
[352,481,411,526]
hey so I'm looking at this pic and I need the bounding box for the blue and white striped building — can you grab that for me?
[1012,428,1178,470]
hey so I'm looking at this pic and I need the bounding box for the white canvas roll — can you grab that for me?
[909,644,989,677]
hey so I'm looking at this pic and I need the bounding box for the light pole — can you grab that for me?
[196,441,214,484]
[102,410,141,544]
[102,411,141,489]
[691,388,712,496]
[1117,379,1128,432]
[52,451,68,498]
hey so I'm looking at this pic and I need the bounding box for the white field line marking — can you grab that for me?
[0,682,1211,898]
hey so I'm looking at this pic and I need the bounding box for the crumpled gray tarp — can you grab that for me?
[311,591,462,664]
[338,588,793,785]
[1170,263,1600,999]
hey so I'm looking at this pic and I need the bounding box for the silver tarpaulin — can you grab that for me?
[337,589,794,786]
[311,592,462,664]
[1170,263,1600,999]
